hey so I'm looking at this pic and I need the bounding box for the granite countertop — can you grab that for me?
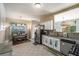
[0,41,12,54]
[42,34,79,43]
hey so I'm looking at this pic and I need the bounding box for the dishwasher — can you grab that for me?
[60,39,76,56]
[68,43,79,56]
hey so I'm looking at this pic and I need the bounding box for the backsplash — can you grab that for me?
[67,33,79,39]
[43,30,79,40]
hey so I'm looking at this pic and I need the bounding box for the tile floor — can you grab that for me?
[12,41,55,56]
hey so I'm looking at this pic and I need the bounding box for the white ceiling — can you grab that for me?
[4,3,76,21]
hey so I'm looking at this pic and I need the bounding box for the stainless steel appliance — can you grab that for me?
[60,39,76,55]
[34,25,45,44]
[69,43,79,56]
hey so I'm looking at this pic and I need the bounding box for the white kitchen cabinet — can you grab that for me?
[54,22,62,32]
[42,35,60,52]
[53,38,60,52]
[42,35,47,45]
[76,19,79,32]
[40,20,53,30]
[50,20,53,30]
[46,21,51,30]
[48,37,54,48]
[44,36,49,46]
[48,37,60,52]
[42,35,50,46]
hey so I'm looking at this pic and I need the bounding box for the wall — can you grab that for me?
[6,17,33,39]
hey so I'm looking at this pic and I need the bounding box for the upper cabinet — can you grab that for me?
[76,19,79,33]
[54,21,62,32]
[0,3,6,30]
[54,8,79,32]
[41,20,53,30]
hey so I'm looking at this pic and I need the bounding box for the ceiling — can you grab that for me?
[4,3,76,21]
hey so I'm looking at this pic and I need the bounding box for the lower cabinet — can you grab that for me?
[44,38,48,46]
[53,38,60,52]
[42,35,60,52]
[42,35,49,46]
[48,37,54,48]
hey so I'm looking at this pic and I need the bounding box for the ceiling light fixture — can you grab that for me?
[34,3,41,8]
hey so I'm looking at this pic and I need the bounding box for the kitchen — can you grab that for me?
[0,3,79,56]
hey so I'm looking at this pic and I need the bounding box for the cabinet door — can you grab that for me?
[45,22,48,30]
[42,35,48,45]
[48,37,54,48]
[44,36,49,46]
[76,19,79,32]
[53,38,60,52]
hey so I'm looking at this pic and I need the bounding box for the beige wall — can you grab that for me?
[6,17,33,39]
[6,18,31,24]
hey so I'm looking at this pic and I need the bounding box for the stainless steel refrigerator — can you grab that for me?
[34,25,45,44]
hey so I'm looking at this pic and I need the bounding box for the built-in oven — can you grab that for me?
[60,39,76,56]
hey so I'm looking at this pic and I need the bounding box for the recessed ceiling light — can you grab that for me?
[34,3,41,8]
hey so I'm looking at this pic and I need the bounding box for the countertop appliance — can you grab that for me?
[60,39,76,56]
